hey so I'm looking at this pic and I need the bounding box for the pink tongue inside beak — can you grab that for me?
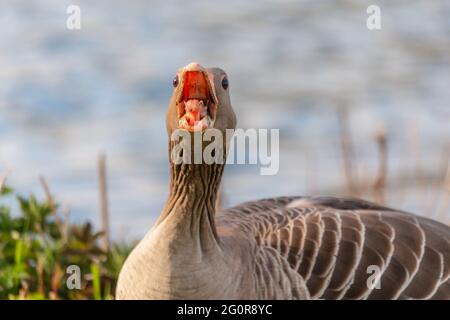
[178,70,213,131]
[185,99,206,126]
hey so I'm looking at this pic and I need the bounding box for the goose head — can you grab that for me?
[166,62,237,136]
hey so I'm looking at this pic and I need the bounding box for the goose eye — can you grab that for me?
[172,75,179,88]
[221,77,229,90]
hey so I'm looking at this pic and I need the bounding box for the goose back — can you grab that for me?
[217,196,450,299]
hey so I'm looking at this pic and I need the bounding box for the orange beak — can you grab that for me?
[177,70,216,132]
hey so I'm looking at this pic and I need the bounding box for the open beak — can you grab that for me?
[176,70,218,132]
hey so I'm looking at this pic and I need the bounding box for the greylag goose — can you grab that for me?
[116,62,450,300]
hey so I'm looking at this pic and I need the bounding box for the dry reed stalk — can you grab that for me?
[39,175,56,213]
[39,175,66,235]
[98,153,110,251]
[373,127,388,204]
[50,264,64,299]
[338,107,359,196]
[61,204,71,242]
[0,170,10,192]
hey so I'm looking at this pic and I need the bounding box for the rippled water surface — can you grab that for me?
[1,1,449,239]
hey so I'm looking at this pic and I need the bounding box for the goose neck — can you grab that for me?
[156,160,224,252]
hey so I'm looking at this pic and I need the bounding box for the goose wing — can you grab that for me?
[220,196,450,300]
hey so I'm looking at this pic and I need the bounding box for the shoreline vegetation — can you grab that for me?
[0,161,134,300]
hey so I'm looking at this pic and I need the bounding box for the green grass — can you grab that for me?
[0,185,134,300]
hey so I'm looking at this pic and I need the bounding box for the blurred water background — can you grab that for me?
[0,0,449,240]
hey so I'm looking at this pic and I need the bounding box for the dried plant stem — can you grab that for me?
[98,153,110,251]
[373,127,388,204]
[39,175,56,213]
[62,204,71,242]
[39,175,65,234]
[0,170,11,192]
[338,107,359,196]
